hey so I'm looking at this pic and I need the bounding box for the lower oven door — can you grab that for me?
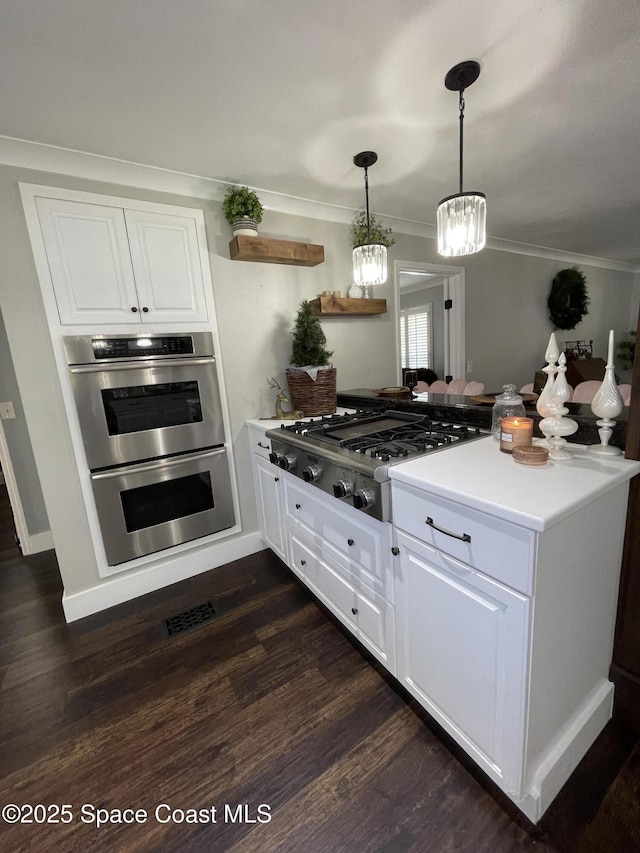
[90,446,235,566]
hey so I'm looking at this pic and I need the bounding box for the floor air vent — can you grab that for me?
[162,600,219,638]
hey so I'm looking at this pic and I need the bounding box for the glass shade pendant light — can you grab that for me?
[352,151,387,286]
[437,60,486,257]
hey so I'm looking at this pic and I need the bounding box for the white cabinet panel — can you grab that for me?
[290,532,395,671]
[395,530,529,797]
[124,209,208,322]
[35,196,209,326]
[253,455,286,562]
[393,480,535,595]
[35,198,140,325]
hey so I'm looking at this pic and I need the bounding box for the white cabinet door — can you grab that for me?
[395,529,529,797]
[254,455,286,561]
[35,197,140,325]
[35,197,208,325]
[124,209,208,323]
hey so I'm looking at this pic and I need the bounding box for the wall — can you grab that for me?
[0,157,636,615]
[390,233,636,392]
[0,309,49,534]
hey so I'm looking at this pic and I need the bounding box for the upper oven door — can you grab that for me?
[68,356,225,469]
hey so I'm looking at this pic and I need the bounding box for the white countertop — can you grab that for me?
[389,436,640,532]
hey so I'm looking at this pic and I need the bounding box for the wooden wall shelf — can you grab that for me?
[310,296,387,315]
[229,235,324,266]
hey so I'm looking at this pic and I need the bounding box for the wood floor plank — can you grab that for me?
[1,484,639,852]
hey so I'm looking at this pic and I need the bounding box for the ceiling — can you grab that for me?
[2,0,640,268]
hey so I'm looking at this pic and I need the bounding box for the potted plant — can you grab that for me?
[222,185,264,236]
[286,299,336,416]
[350,210,395,249]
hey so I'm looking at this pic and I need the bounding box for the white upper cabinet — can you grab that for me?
[35,197,209,326]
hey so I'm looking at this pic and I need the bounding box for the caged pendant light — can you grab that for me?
[352,151,387,286]
[437,60,486,257]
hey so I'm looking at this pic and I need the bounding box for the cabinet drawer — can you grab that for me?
[248,424,272,460]
[392,482,535,596]
[284,477,389,594]
[290,534,395,670]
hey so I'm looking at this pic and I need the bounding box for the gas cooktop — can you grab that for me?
[266,410,488,521]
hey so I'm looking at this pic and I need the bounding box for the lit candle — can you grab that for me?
[500,416,534,454]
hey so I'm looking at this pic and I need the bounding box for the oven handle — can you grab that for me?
[90,446,226,480]
[69,356,216,373]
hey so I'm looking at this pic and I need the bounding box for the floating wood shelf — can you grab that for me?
[229,235,324,266]
[309,297,387,316]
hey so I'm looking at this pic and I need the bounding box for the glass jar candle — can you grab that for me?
[499,416,534,454]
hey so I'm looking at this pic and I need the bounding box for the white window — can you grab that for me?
[400,303,433,368]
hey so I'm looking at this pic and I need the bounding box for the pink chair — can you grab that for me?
[428,380,449,393]
[572,381,603,404]
[618,384,631,406]
[413,381,430,393]
[463,381,484,395]
[447,379,468,394]
[520,384,534,394]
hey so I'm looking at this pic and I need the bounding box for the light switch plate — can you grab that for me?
[0,401,16,420]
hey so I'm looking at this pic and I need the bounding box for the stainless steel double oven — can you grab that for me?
[64,333,235,566]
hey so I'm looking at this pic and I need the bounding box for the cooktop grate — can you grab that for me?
[162,600,220,638]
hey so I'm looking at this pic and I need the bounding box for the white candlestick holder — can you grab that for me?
[536,332,560,448]
[538,353,578,460]
[588,330,623,456]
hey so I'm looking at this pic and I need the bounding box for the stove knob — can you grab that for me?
[333,480,354,498]
[353,488,376,510]
[278,453,297,472]
[268,451,283,466]
[302,464,322,483]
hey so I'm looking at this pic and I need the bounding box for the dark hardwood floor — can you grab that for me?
[1,483,639,852]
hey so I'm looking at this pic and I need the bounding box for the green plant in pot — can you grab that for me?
[223,185,264,236]
[350,210,395,249]
[286,299,336,416]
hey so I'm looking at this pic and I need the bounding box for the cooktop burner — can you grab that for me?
[267,410,488,521]
[279,410,483,457]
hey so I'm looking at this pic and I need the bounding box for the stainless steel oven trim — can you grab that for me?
[90,446,227,479]
[69,356,216,373]
[68,359,225,470]
[90,445,235,566]
[63,332,214,365]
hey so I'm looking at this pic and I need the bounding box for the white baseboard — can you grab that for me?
[61,531,265,622]
[20,529,55,554]
[518,680,613,822]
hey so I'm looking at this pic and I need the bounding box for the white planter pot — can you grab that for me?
[232,218,258,236]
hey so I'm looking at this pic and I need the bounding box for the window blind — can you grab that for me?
[400,303,432,368]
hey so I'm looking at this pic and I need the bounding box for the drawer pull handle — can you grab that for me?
[274,477,279,482]
[426,516,471,543]
[295,503,301,510]
[347,538,354,547]
[391,546,400,556]
[257,441,269,448]
[351,607,358,615]
[300,559,306,566]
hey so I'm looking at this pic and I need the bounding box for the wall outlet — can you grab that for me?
[0,401,16,420]
[466,360,473,374]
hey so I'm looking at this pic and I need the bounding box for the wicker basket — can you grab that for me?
[287,368,337,416]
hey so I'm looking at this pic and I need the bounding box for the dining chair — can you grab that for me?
[571,380,604,404]
[618,384,632,406]
[463,381,485,395]
[428,380,449,393]
[447,379,468,394]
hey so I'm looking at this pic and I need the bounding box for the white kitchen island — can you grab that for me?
[389,436,640,822]
[247,417,640,823]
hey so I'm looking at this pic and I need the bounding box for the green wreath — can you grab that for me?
[548,267,589,330]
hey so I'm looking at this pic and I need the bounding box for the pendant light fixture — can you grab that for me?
[437,60,486,257]
[352,151,387,286]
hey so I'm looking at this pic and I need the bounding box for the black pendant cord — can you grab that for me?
[458,89,465,195]
[363,166,371,243]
